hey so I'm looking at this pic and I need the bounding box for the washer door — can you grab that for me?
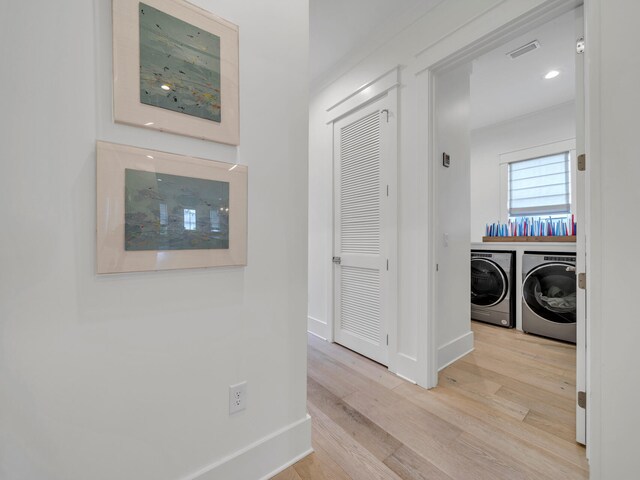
[523,262,576,324]
[471,258,508,307]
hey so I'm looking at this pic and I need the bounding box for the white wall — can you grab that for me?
[470,102,576,242]
[434,64,474,369]
[308,0,566,385]
[587,0,640,478]
[0,1,310,479]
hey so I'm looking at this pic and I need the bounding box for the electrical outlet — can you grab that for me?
[229,381,247,414]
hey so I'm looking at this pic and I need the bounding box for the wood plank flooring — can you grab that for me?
[274,321,587,480]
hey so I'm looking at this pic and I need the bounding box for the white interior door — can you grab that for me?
[333,93,397,366]
[574,5,587,446]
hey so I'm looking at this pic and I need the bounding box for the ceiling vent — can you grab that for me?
[506,40,540,59]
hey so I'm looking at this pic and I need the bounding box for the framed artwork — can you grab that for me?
[96,141,247,273]
[112,0,239,144]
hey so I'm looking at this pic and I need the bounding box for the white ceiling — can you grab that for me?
[309,0,425,83]
[470,9,577,129]
[310,2,577,129]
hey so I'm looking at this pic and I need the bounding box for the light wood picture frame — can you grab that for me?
[97,141,247,273]
[112,0,239,144]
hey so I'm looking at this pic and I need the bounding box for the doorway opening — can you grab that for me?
[430,4,587,452]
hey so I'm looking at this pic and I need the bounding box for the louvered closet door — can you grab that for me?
[333,94,395,366]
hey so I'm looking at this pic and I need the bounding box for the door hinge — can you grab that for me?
[386,334,389,346]
[578,272,586,290]
[576,36,585,54]
[386,185,389,197]
[332,256,341,265]
[578,391,587,409]
[436,263,439,272]
[386,259,389,271]
[577,153,586,171]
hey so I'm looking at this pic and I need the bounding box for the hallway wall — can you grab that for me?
[0,1,310,479]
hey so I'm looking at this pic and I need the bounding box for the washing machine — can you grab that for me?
[522,251,577,343]
[470,250,515,328]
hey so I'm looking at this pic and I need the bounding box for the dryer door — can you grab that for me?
[471,258,508,307]
[522,263,576,323]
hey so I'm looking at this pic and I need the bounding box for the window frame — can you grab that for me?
[499,139,576,223]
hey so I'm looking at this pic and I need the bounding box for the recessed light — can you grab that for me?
[144,122,154,126]
[146,155,154,159]
[161,84,171,91]
[228,164,238,171]
[544,70,560,79]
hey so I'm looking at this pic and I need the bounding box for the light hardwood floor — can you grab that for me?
[274,321,587,480]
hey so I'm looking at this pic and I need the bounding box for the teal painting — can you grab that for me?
[125,169,229,251]
[139,2,221,122]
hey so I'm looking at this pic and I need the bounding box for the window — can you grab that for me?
[183,208,196,230]
[210,209,221,232]
[159,203,168,226]
[508,152,570,217]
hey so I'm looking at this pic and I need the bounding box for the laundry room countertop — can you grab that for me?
[482,235,576,243]
[472,241,575,250]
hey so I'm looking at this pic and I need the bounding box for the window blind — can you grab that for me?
[508,152,570,216]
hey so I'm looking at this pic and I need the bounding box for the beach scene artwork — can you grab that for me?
[139,2,221,122]
[124,169,230,251]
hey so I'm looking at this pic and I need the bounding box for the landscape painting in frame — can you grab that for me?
[125,169,229,250]
[96,141,248,274]
[138,3,221,122]
[112,0,239,144]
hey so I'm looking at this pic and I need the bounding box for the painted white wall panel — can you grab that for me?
[0,0,310,479]
[589,0,640,477]
[434,64,473,357]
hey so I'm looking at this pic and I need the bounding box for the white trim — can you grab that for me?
[414,0,580,75]
[425,70,439,389]
[325,67,399,124]
[394,371,418,385]
[259,448,315,480]
[413,0,508,59]
[327,126,336,344]
[438,331,475,371]
[499,138,576,164]
[584,0,602,468]
[307,316,328,341]
[181,415,312,480]
[395,352,419,384]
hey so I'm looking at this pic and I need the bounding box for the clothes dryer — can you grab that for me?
[470,250,515,328]
[522,252,577,343]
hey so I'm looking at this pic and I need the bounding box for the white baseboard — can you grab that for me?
[307,316,328,340]
[182,414,312,480]
[394,352,418,384]
[438,331,474,371]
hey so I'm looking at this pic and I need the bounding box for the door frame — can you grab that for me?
[420,0,592,447]
[324,67,400,372]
